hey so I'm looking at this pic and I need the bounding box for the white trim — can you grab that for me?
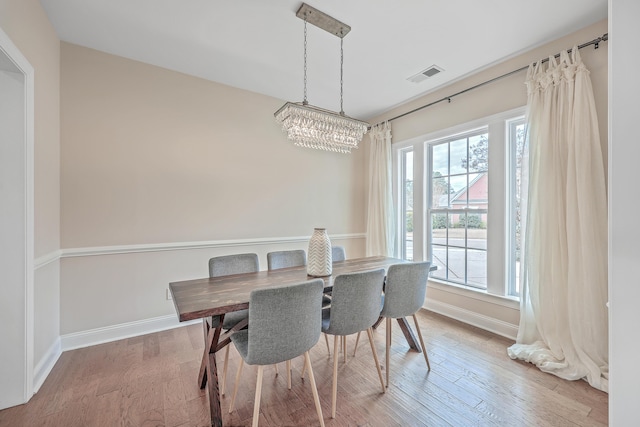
[33,338,61,393]
[34,250,62,270]
[0,25,35,404]
[60,314,201,351]
[60,233,366,258]
[428,279,520,309]
[423,299,518,340]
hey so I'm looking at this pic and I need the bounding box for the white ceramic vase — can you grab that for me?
[307,228,332,277]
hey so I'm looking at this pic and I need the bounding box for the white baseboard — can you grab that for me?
[60,314,200,351]
[424,299,518,340]
[33,337,61,393]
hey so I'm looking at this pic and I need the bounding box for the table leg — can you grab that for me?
[199,318,211,388]
[206,349,223,427]
[396,317,421,352]
[372,315,384,330]
[197,316,225,426]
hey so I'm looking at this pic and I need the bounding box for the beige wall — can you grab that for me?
[0,0,61,392]
[368,19,608,334]
[61,43,367,247]
[59,43,367,334]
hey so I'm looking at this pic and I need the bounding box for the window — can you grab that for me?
[429,131,488,289]
[393,107,525,300]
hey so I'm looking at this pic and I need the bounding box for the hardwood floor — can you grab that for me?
[0,310,608,426]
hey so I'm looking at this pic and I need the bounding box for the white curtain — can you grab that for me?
[366,121,395,257]
[507,48,609,392]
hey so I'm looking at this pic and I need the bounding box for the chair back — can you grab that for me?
[209,253,259,278]
[267,250,307,270]
[331,246,346,262]
[245,279,324,365]
[381,262,431,318]
[324,269,385,336]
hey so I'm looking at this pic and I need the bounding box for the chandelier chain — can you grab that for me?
[274,4,368,154]
[303,19,308,105]
[340,33,344,114]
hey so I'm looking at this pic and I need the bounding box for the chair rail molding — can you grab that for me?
[59,233,366,258]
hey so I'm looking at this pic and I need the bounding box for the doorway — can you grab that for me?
[0,27,34,410]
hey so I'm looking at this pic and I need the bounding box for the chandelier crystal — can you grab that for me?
[275,3,369,154]
[274,102,368,154]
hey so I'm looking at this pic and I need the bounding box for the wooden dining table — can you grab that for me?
[169,256,425,427]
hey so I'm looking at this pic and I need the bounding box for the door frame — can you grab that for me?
[0,26,35,403]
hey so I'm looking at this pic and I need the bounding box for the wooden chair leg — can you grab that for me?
[229,358,244,413]
[252,365,264,427]
[301,355,307,378]
[332,335,339,418]
[221,344,231,396]
[412,314,431,371]
[304,351,325,427]
[366,328,385,393]
[286,360,292,390]
[343,336,347,363]
[353,331,361,356]
[324,333,330,356]
[274,363,278,376]
[385,317,391,387]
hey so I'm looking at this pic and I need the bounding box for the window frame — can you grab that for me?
[392,106,525,301]
[399,148,413,261]
[506,116,526,297]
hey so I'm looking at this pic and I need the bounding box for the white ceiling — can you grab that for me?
[40,0,607,121]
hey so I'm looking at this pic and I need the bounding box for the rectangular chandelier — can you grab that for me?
[274,102,369,154]
[274,3,369,154]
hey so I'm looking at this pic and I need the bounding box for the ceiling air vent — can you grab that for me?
[407,65,444,83]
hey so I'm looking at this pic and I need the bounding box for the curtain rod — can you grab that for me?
[371,32,608,129]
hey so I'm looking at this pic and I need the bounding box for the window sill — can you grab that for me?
[427,278,520,310]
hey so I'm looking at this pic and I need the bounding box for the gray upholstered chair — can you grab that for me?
[266,249,307,270]
[228,279,325,427]
[208,253,259,396]
[266,248,331,353]
[380,261,432,387]
[321,268,386,418]
[331,246,346,262]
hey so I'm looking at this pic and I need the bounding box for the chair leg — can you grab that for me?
[412,314,431,371]
[324,333,330,356]
[286,360,292,390]
[385,317,391,387]
[332,335,339,418]
[221,344,231,396]
[366,327,385,393]
[274,363,278,376]
[353,331,361,356]
[301,355,307,378]
[304,351,325,427]
[229,358,244,413]
[343,336,347,363]
[252,365,264,427]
